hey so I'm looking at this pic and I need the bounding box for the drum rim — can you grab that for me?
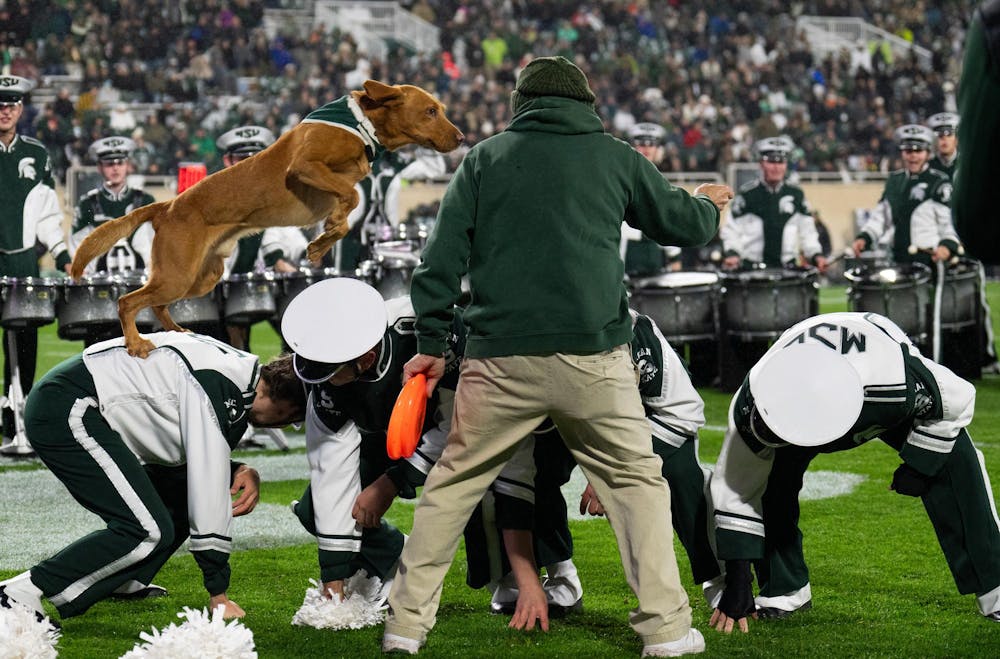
[719,266,817,283]
[224,271,277,282]
[0,275,56,286]
[635,272,720,288]
[844,262,932,284]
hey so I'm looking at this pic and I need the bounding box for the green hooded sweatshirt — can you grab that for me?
[412,96,720,358]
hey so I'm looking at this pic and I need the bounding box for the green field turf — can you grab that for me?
[2,285,999,657]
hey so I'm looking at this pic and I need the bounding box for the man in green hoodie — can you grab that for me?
[382,56,732,657]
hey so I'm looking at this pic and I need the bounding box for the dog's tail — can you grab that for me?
[69,202,165,279]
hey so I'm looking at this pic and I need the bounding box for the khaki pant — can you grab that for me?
[385,346,692,645]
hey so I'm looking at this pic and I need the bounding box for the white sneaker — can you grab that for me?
[381,632,422,654]
[641,629,705,657]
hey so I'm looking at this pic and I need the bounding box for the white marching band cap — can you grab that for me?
[280,278,388,383]
[927,112,959,132]
[0,75,33,104]
[216,125,276,155]
[748,343,864,447]
[894,124,935,150]
[89,136,136,162]
[754,135,795,161]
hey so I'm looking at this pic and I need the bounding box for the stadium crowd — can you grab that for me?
[0,0,976,180]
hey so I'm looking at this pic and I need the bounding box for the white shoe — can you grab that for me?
[381,632,422,654]
[641,629,705,657]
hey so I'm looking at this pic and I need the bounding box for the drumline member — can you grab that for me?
[0,332,306,624]
[721,136,828,273]
[464,309,723,616]
[66,137,157,345]
[709,312,1000,633]
[928,112,959,180]
[216,125,305,352]
[852,124,958,269]
[620,123,682,277]
[0,75,72,441]
[69,137,156,277]
[925,111,999,374]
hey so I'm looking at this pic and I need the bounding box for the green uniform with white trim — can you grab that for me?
[721,179,822,267]
[22,332,258,618]
[1,134,71,433]
[712,312,1000,616]
[70,185,156,274]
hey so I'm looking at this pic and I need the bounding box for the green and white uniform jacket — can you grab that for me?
[0,134,70,273]
[855,166,960,261]
[303,297,463,575]
[720,179,822,267]
[929,153,958,181]
[711,312,975,560]
[70,184,156,274]
[82,332,260,586]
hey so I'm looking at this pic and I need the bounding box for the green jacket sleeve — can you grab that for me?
[624,153,720,248]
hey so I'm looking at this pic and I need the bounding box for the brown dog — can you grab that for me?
[71,80,463,357]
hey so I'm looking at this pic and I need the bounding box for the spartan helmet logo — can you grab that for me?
[939,183,953,203]
[637,357,657,385]
[778,194,796,215]
[910,183,928,201]
[18,157,36,180]
[236,128,260,138]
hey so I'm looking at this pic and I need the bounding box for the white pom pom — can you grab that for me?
[0,602,60,659]
[119,606,256,659]
[908,245,918,255]
[291,572,388,630]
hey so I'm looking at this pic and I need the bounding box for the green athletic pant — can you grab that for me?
[756,429,1000,601]
[23,357,177,618]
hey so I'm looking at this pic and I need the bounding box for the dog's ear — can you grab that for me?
[360,79,404,107]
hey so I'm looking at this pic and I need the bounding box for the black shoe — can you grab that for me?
[489,600,516,616]
[986,610,1000,622]
[756,599,812,620]
[110,584,169,600]
[547,597,583,618]
[0,585,60,630]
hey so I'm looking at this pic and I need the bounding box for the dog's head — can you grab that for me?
[354,80,464,153]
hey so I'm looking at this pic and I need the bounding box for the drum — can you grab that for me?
[0,277,56,329]
[363,242,421,300]
[221,272,277,326]
[56,273,119,340]
[845,263,932,340]
[938,258,981,332]
[631,272,719,343]
[168,290,221,331]
[721,267,819,340]
[272,267,334,321]
[114,270,161,332]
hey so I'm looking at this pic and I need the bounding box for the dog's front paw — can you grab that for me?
[126,337,157,359]
[306,240,331,263]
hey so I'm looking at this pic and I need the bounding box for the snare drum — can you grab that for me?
[938,258,981,332]
[56,273,119,340]
[221,272,277,326]
[364,242,421,300]
[845,263,931,340]
[721,267,819,340]
[631,272,719,343]
[114,270,161,332]
[0,277,56,329]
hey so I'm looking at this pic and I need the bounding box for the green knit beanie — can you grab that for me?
[510,56,596,113]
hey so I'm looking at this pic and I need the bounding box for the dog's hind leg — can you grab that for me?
[151,255,226,334]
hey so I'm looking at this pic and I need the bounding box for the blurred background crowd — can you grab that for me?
[0,0,975,181]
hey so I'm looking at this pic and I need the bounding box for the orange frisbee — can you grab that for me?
[386,374,427,459]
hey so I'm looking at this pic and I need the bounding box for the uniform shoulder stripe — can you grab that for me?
[738,179,761,193]
[20,135,47,148]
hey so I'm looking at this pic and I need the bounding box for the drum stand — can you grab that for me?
[0,333,34,457]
